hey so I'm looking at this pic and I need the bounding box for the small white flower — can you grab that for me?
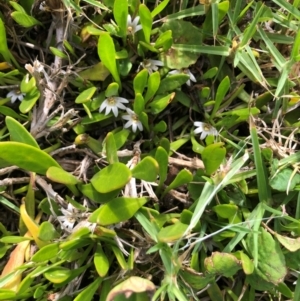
[127,15,142,35]
[194,121,218,140]
[57,203,78,231]
[141,59,164,74]
[99,96,129,117]
[122,109,143,132]
[39,1,46,11]
[7,90,25,103]
[168,68,196,86]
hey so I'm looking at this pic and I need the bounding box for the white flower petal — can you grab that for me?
[132,122,137,132]
[115,97,129,104]
[200,131,208,140]
[168,70,180,75]
[194,121,204,128]
[127,14,132,25]
[99,101,107,113]
[137,121,143,131]
[150,59,164,66]
[112,106,118,117]
[134,25,143,33]
[188,70,197,83]
[124,120,132,128]
[194,127,203,134]
[132,16,140,27]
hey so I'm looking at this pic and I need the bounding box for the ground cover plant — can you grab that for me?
[0,0,300,300]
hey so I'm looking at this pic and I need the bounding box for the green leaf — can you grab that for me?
[155,30,172,51]
[202,143,226,175]
[163,169,193,197]
[46,166,81,185]
[105,82,119,97]
[5,116,39,148]
[157,222,188,242]
[133,69,148,95]
[31,243,59,262]
[20,74,36,94]
[9,1,26,13]
[270,168,300,192]
[204,252,242,277]
[94,245,109,277]
[151,0,169,18]
[105,132,119,164]
[89,197,147,225]
[91,162,131,193]
[0,142,60,174]
[113,0,128,37]
[11,12,42,28]
[78,62,110,81]
[149,93,175,114]
[139,4,152,43]
[74,277,103,301]
[210,76,230,119]
[145,71,160,102]
[19,88,40,114]
[0,106,26,121]
[97,32,121,88]
[38,221,60,241]
[157,75,189,94]
[49,46,68,59]
[213,204,242,224]
[133,93,145,115]
[155,146,169,187]
[44,267,72,284]
[131,157,159,182]
[246,228,287,287]
[75,87,97,103]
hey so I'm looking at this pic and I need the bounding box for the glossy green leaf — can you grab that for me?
[151,0,169,17]
[91,162,131,193]
[105,132,118,164]
[139,4,152,43]
[202,143,226,175]
[113,0,128,37]
[0,19,15,65]
[112,129,130,150]
[75,87,97,103]
[163,169,193,197]
[19,88,40,114]
[20,74,36,94]
[105,82,119,97]
[0,142,60,174]
[0,236,31,244]
[38,221,60,241]
[46,166,81,185]
[94,244,109,277]
[132,93,144,115]
[11,12,42,27]
[44,267,72,284]
[49,46,68,59]
[211,76,230,118]
[31,243,59,262]
[98,32,121,88]
[179,268,214,290]
[213,204,242,224]
[149,92,175,114]
[157,75,189,94]
[153,120,167,132]
[0,106,26,121]
[89,197,147,225]
[0,290,16,300]
[157,222,188,242]
[155,146,169,187]
[131,157,159,182]
[204,252,242,277]
[155,30,172,50]
[6,116,39,148]
[74,277,103,301]
[133,69,148,95]
[144,71,160,102]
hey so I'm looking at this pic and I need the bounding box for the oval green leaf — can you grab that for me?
[131,157,159,182]
[0,142,60,174]
[46,166,81,185]
[31,242,59,262]
[75,87,97,104]
[202,143,226,175]
[91,162,131,193]
[44,267,71,284]
[5,116,39,148]
[89,197,147,226]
